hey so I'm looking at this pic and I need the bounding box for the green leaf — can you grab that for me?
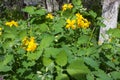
[85,47,98,56]
[96,21,105,27]
[61,45,74,63]
[3,40,15,49]
[110,71,120,79]
[17,68,26,76]
[55,66,62,74]
[39,23,49,32]
[3,54,13,65]
[22,6,36,15]
[102,44,112,49]
[93,69,113,80]
[0,65,12,72]
[25,73,35,80]
[43,57,53,66]
[39,35,54,49]
[72,0,82,6]
[96,78,102,80]
[77,35,89,45]
[107,28,120,38]
[55,50,67,66]
[105,61,116,69]
[44,48,61,58]
[67,59,90,80]
[35,9,46,15]
[18,30,27,40]
[27,50,42,60]
[87,74,94,80]
[84,57,99,69]
[55,74,69,80]
[89,10,97,18]
[52,18,65,34]
[3,33,16,39]
[22,61,35,68]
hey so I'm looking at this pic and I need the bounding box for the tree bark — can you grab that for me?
[24,0,71,12]
[46,0,54,12]
[99,0,120,44]
[45,0,71,12]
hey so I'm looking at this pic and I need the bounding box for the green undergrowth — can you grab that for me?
[0,0,120,80]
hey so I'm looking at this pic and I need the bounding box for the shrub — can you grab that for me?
[0,0,119,80]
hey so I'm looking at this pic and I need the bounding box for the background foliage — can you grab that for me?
[0,0,120,80]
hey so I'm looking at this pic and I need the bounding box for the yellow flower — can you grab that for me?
[22,37,29,46]
[11,20,18,27]
[30,37,35,42]
[0,27,2,36]
[62,4,68,11]
[26,41,37,52]
[5,20,18,27]
[0,27,2,30]
[66,19,76,29]
[81,19,90,29]
[22,37,37,52]
[5,22,13,27]
[62,3,73,11]
[67,4,73,9]
[46,13,54,19]
[76,13,83,19]
[76,13,90,29]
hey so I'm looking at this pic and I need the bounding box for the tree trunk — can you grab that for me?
[24,0,71,12]
[99,0,120,44]
[44,0,71,12]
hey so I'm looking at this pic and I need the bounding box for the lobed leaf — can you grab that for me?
[55,50,67,66]
[55,74,69,80]
[67,59,90,80]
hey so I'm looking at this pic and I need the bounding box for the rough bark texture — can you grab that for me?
[0,0,71,13]
[46,0,55,12]
[45,0,71,12]
[99,0,120,44]
[24,0,71,12]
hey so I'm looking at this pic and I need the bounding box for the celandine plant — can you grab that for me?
[0,0,120,80]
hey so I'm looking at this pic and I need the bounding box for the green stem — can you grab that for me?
[88,27,96,43]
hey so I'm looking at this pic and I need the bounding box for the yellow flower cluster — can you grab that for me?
[66,13,90,29]
[0,27,2,35]
[5,20,18,27]
[76,13,90,29]
[66,19,76,29]
[46,13,54,19]
[62,3,73,11]
[22,37,37,52]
